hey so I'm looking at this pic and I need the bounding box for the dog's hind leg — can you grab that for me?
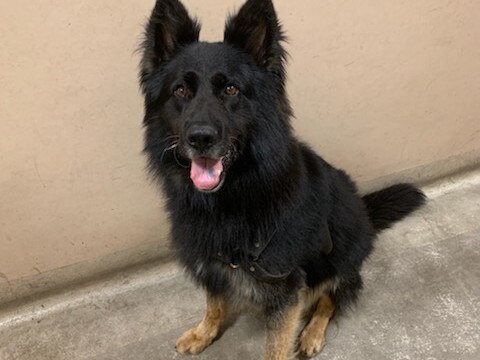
[176,293,228,355]
[298,293,335,358]
[263,297,304,360]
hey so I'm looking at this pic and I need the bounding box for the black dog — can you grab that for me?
[139,0,426,359]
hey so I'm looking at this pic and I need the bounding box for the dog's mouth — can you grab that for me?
[190,157,225,192]
[189,147,236,193]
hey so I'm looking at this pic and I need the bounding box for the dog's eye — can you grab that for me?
[225,84,239,96]
[173,85,187,98]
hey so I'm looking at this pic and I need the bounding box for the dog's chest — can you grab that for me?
[195,260,269,305]
[173,214,293,305]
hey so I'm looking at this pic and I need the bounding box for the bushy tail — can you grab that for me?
[362,183,426,233]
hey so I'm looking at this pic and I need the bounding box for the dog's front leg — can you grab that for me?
[176,293,228,355]
[263,297,304,360]
[298,293,335,357]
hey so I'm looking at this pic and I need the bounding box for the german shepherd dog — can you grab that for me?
[139,0,426,359]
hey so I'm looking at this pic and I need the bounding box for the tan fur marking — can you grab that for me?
[176,294,228,355]
[263,297,304,360]
[298,293,335,358]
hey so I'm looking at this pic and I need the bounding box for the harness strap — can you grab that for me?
[215,220,332,283]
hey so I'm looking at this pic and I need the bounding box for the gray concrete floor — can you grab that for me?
[1,170,480,360]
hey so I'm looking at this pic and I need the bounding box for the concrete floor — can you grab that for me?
[1,170,480,360]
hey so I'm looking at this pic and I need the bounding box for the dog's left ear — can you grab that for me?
[224,0,286,83]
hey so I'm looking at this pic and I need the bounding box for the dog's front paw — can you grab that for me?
[175,327,214,355]
[297,327,326,358]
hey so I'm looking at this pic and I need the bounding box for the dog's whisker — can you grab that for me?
[158,141,178,165]
[229,136,244,147]
[173,146,189,168]
[160,135,180,144]
[164,142,178,152]
[228,136,243,156]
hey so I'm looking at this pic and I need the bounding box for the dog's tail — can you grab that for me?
[362,183,426,233]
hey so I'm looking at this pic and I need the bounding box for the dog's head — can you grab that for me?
[140,0,291,193]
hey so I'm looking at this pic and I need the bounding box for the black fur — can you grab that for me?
[363,184,426,232]
[139,0,426,324]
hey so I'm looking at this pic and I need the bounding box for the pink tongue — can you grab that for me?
[190,157,224,191]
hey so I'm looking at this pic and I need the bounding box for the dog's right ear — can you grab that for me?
[140,0,200,90]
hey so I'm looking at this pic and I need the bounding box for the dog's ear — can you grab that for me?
[140,0,200,89]
[224,0,287,82]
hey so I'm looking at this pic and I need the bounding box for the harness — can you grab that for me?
[214,221,333,283]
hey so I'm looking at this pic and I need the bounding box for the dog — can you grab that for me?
[138,0,426,359]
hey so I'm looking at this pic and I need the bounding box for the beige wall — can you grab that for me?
[1,0,479,301]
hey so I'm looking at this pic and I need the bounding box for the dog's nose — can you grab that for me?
[187,125,218,151]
